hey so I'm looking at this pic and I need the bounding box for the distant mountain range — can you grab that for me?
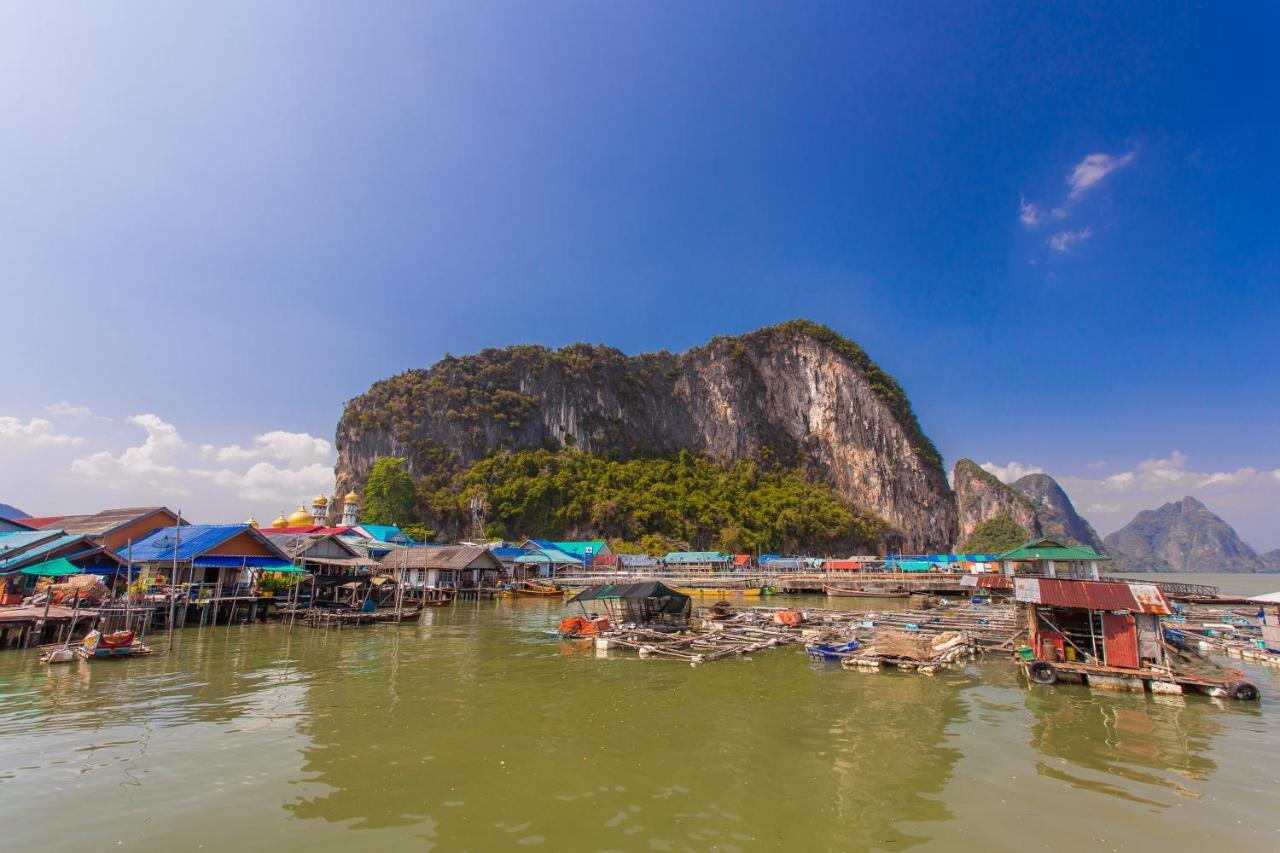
[1103,496,1277,573]
[952,460,1104,551]
[0,502,28,520]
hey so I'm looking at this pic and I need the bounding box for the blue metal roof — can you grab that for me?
[490,546,529,559]
[0,529,64,558]
[121,524,253,562]
[515,547,583,565]
[358,524,413,544]
[193,556,294,569]
[0,534,89,570]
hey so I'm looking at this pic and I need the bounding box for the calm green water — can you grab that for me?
[1,583,1278,851]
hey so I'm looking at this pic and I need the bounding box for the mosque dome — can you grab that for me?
[271,514,289,529]
[287,506,315,527]
[314,494,328,506]
[344,491,359,503]
[246,517,260,529]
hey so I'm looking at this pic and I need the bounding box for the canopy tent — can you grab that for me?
[569,581,691,626]
[19,557,83,577]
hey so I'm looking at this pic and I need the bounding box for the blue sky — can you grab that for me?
[2,3,1278,547]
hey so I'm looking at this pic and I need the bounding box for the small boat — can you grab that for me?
[823,585,910,599]
[40,647,76,664]
[75,629,154,659]
[671,586,764,598]
[806,640,860,661]
[515,582,562,597]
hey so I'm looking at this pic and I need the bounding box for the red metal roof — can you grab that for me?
[734,554,751,565]
[1015,577,1171,614]
[17,516,65,529]
[974,575,1013,589]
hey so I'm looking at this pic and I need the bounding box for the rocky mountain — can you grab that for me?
[953,460,1038,544]
[1265,549,1280,570]
[336,320,957,551]
[1011,472,1105,552]
[1103,496,1272,572]
[0,502,28,520]
[952,461,1103,551]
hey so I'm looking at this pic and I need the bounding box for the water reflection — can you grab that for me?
[1025,686,1222,805]
[284,599,973,849]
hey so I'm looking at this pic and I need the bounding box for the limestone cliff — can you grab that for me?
[1011,473,1105,552]
[952,460,1039,545]
[952,461,1103,551]
[335,321,957,551]
[1103,496,1272,572]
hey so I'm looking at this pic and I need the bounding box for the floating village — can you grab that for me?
[1,495,1276,703]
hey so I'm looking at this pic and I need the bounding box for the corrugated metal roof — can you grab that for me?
[0,529,65,558]
[13,516,66,529]
[515,547,582,565]
[382,545,502,571]
[1014,577,1170,614]
[122,524,285,562]
[54,507,176,536]
[999,538,1109,563]
[664,551,731,563]
[0,534,98,570]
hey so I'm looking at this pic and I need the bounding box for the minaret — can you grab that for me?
[341,491,359,527]
[312,494,329,526]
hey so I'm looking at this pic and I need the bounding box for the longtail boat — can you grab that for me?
[823,585,910,599]
[670,586,764,598]
[515,582,562,597]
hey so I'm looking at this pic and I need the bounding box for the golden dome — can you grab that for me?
[287,506,315,527]
[344,491,359,503]
[313,494,328,506]
[246,516,260,529]
[271,514,289,529]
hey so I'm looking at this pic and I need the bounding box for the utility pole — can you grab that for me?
[166,512,183,652]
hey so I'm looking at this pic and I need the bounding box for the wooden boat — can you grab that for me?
[823,585,910,599]
[515,582,562,597]
[40,647,76,664]
[671,586,764,598]
[75,629,154,659]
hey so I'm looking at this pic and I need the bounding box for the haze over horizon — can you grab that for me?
[2,4,1277,548]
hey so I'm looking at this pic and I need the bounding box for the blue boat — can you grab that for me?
[805,640,859,661]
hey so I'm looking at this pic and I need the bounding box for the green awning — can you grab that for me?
[264,564,311,574]
[20,557,83,577]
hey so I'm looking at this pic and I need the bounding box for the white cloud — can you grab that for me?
[213,430,332,467]
[1059,452,1280,549]
[44,402,92,418]
[1018,196,1042,228]
[0,416,84,446]
[1067,150,1135,199]
[980,461,1044,483]
[1049,226,1093,253]
[62,413,335,518]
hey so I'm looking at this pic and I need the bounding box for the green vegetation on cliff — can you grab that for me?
[362,457,416,525]
[964,512,1027,554]
[410,449,883,554]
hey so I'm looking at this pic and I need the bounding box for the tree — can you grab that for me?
[401,523,436,543]
[964,513,1027,553]
[363,457,416,525]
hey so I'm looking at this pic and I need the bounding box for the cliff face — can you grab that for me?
[953,460,1039,545]
[1103,496,1271,572]
[336,321,957,550]
[1011,473,1105,552]
[952,461,1103,551]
